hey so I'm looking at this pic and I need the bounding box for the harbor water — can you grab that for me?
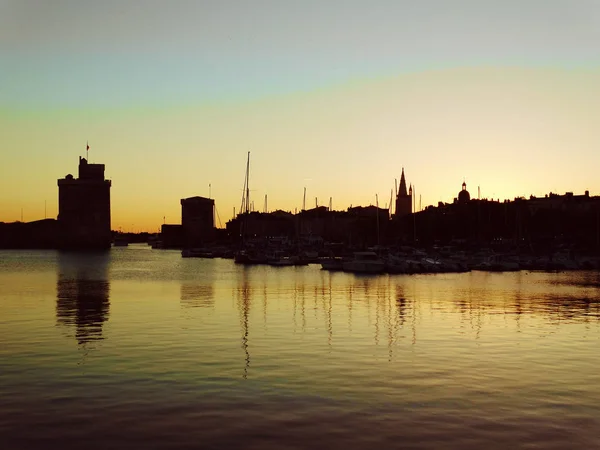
[1,244,600,449]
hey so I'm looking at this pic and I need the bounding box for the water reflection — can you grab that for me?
[5,253,600,448]
[451,272,600,325]
[180,282,214,308]
[56,252,110,347]
[180,260,215,308]
[292,270,307,334]
[345,275,417,351]
[324,272,333,348]
[225,267,600,377]
[236,267,252,379]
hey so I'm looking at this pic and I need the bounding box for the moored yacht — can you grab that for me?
[182,248,214,258]
[320,256,344,271]
[342,251,385,274]
[113,237,128,247]
[267,251,295,266]
[234,248,268,265]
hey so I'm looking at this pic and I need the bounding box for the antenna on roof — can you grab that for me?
[303,187,306,211]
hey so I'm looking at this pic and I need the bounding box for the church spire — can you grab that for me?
[399,168,408,197]
[393,167,412,219]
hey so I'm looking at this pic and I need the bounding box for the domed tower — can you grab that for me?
[458,181,470,203]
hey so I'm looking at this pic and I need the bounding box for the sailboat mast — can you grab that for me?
[303,187,306,211]
[239,153,249,215]
[376,194,380,247]
[245,151,250,214]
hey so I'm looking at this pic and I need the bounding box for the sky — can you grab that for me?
[1,0,599,231]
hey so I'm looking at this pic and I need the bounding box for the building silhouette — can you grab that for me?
[394,168,412,219]
[57,157,112,249]
[181,196,215,247]
[225,205,390,249]
[160,224,185,248]
[457,181,471,203]
[0,219,58,248]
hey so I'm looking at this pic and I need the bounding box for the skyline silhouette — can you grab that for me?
[2,1,599,232]
[2,2,600,446]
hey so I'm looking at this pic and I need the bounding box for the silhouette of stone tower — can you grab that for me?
[394,168,412,219]
[57,157,112,249]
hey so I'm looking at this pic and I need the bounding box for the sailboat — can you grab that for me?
[234,152,251,264]
[234,152,266,264]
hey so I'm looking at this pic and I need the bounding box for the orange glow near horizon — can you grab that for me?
[2,2,599,232]
[2,67,599,232]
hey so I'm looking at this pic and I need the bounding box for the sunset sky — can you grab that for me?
[2,0,599,231]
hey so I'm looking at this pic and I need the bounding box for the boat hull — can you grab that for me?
[321,258,344,271]
[342,261,385,274]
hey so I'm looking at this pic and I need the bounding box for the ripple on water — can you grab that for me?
[1,248,600,448]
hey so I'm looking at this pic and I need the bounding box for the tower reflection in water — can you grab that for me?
[56,251,110,346]
[180,263,215,309]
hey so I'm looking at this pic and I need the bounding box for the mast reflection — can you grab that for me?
[347,275,416,351]
[236,267,252,379]
[56,251,110,347]
[180,281,214,308]
[451,272,600,329]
